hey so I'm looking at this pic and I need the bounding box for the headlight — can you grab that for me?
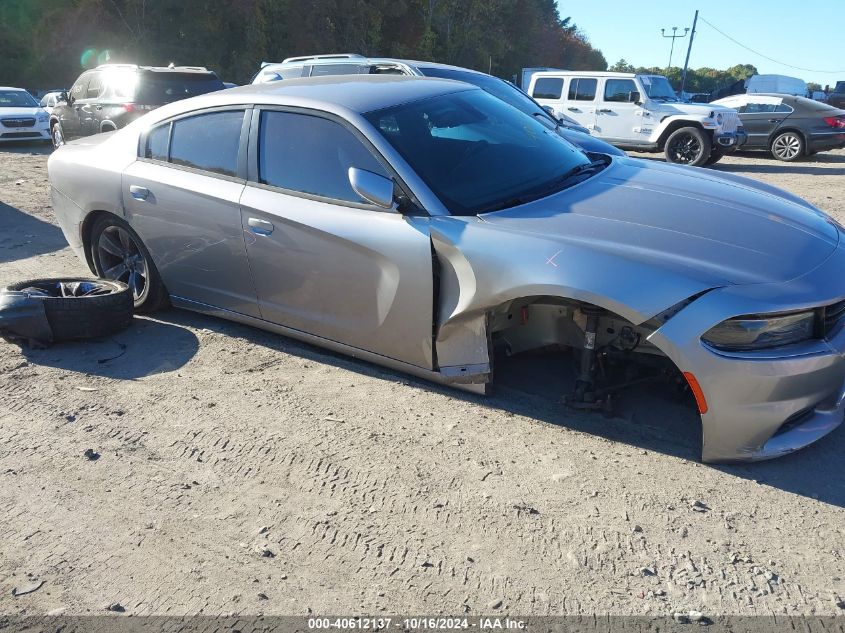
[716,113,724,124]
[702,311,815,351]
[37,113,48,123]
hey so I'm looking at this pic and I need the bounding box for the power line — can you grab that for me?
[698,16,845,74]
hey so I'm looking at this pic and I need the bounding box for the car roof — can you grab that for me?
[87,64,217,75]
[531,71,639,79]
[222,74,474,112]
[260,55,487,76]
[0,86,29,91]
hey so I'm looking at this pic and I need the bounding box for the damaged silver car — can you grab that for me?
[47,75,845,462]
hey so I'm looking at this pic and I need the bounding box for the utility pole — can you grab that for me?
[660,26,689,69]
[679,10,699,97]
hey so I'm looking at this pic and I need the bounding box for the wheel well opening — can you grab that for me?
[80,210,116,273]
[657,120,707,149]
[769,127,806,149]
[485,296,702,449]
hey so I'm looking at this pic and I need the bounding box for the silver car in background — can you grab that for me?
[47,75,845,462]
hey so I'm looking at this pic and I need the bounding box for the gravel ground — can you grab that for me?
[1,142,844,618]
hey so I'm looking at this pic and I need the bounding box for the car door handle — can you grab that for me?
[768,119,782,123]
[597,108,612,114]
[248,218,274,235]
[567,107,579,112]
[129,185,150,201]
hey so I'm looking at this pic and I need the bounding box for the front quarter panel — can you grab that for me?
[429,215,720,369]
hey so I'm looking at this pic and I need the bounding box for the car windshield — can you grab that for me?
[114,72,225,104]
[640,76,678,102]
[0,90,38,108]
[364,89,594,216]
[419,66,550,120]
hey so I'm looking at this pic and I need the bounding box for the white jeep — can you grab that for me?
[527,71,747,166]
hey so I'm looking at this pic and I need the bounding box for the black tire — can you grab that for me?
[50,120,65,149]
[89,214,169,313]
[664,126,712,166]
[770,131,804,161]
[3,278,133,342]
[705,150,724,165]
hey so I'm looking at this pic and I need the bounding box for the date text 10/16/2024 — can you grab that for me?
[308,618,527,630]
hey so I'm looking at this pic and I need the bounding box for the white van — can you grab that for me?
[527,71,746,166]
[745,74,806,96]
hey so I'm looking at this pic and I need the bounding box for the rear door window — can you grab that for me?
[257,110,387,204]
[568,78,597,101]
[532,78,564,100]
[86,73,103,99]
[144,122,171,161]
[168,110,244,176]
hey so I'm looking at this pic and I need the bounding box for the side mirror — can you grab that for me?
[348,167,395,209]
[58,91,69,103]
[629,91,641,104]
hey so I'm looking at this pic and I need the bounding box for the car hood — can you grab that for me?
[0,106,45,118]
[480,156,840,288]
[650,101,733,115]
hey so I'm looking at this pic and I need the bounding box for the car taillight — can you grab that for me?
[823,116,845,128]
[122,103,136,113]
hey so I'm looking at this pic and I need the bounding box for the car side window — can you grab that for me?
[258,110,388,204]
[307,64,365,77]
[569,78,597,101]
[86,73,103,99]
[603,79,637,102]
[774,103,793,113]
[144,122,171,161]
[168,110,245,176]
[744,102,777,114]
[532,78,564,100]
[70,75,90,101]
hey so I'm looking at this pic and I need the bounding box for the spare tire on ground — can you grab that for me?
[0,278,133,347]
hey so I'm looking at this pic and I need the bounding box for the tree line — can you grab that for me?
[608,59,762,96]
[0,0,606,89]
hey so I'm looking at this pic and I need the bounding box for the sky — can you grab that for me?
[561,1,844,88]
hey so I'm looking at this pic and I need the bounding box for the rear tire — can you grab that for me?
[770,131,804,161]
[3,278,133,342]
[664,127,711,166]
[89,215,169,313]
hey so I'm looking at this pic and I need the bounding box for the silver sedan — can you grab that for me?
[47,75,845,462]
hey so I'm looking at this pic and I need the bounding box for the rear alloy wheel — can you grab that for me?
[771,131,804,161]
[664,126,711,166]
[90,215,168,313]
[51,121,65,149]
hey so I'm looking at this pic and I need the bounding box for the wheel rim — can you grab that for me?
[97,226,147,302]
[773,134,801,160]
[52,125,64,147]
[668,133,702,164]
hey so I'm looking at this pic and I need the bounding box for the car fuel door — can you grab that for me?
[239,109,435,369]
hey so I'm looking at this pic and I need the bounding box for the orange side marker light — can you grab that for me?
[683,372,708,414]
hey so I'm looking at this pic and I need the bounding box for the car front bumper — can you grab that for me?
[0,124,50,142]
[650,238,845,462]
[713,129,744,153]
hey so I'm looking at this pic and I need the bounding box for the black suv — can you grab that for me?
[50,64,225,148]
[829,81,845,110]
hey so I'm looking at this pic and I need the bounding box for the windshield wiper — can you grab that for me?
[475,159,609,214]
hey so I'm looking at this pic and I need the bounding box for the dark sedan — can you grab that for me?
[713,93,845,161]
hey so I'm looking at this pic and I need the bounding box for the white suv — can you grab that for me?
[527,71,747,166]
